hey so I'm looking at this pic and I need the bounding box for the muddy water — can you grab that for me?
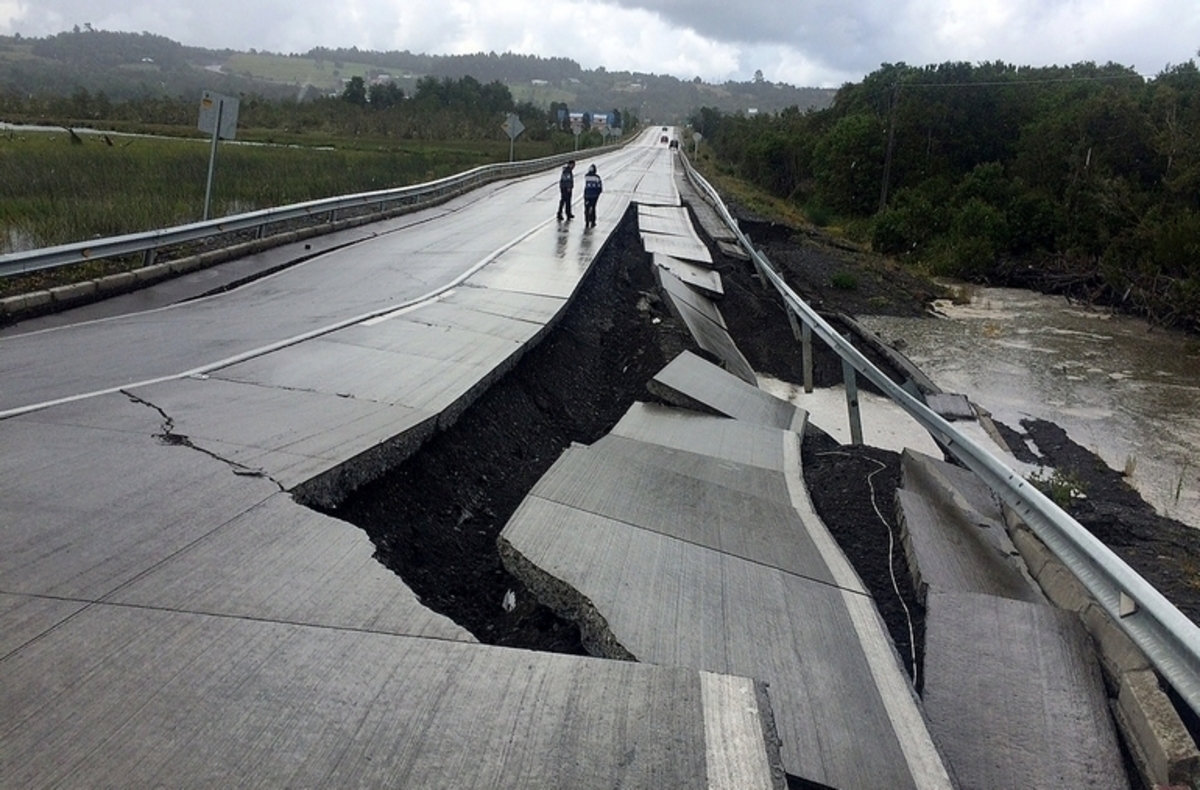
[857,285,1200,530]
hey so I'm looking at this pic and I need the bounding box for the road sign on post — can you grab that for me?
[500,113,525,162]
[571,120,583,151]
[198,91,239,221]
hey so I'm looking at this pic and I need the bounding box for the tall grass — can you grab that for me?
[0,132,554,253]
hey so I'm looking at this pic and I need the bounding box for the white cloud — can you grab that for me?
[0,0,1196,85]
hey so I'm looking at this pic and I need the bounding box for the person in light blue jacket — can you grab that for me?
[582,164,603,227]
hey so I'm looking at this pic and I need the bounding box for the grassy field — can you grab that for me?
[0,130,557,255]
[221,53,408,94]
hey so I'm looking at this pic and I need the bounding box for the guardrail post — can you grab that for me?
[747,237,770,291]
[842,356,864,445]
[142,248,156,268]
[802,322,815,394]
[786,306,802,340]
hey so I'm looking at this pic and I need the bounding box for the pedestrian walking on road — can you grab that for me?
[557,160,575,220]
[583,164,602,227]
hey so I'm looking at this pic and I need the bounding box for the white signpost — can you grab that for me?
[501,113,525,162]
[198,91,239,221]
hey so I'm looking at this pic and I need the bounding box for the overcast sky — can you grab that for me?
[2,0,1198,87]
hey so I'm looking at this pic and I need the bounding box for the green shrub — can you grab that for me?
[831,271,859,290]
[804,200,830,227]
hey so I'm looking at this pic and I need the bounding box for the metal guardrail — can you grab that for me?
[0,150,582,279]
[679,153,1200,717]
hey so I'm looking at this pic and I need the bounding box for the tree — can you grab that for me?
[368,81,404,109]
[341,76,367,106]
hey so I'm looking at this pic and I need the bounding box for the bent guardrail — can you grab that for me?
[679,152,1200,718]
[0,150,580,279]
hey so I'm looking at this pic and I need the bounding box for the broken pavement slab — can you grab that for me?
[923,590,1129,789]
[649,349,802,430]
[656,271,757,385]
[500,399,954,789]
[0,605,786,789]
[899,449,1142,788]
[896,448,1043,604]
[655,252,724,298]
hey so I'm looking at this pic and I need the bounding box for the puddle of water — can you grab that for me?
[860,286,1200,529]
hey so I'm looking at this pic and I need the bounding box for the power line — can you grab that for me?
[898,72,1153,89]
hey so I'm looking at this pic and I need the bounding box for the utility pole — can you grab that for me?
[878,82,899,214]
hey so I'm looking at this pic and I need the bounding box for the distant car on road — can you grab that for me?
[668,139,679,149]
[661,126,668,131]
[660,135,669,144]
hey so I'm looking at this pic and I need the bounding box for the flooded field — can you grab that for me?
[858,285,1200,530]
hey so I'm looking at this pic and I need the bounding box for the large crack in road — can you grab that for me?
[321,210,700,653]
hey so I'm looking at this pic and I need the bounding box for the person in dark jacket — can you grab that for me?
[582,164,602,227]
[557,160,575,220]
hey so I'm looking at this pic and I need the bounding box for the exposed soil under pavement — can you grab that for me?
[328,208,696,654]
[325,200,1200,720]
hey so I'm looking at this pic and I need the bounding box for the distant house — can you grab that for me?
[531,79,549,86]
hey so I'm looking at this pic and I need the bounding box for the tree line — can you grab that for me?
[691,59,1200,331]
[0,70,631,150]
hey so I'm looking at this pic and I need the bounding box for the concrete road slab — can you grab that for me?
[501,494,949,789]
[650,350,802,431]
[212,335,515,414]
[898,449,1041,603]
[0,398,278,600]
[897,489,1042,603]
[641,230,714,263]
[123,375,437,491]
[658,271,757,384]
[591,433,789,503]
[637,205,697,237]
[530,443,832,581]
[637,204,688,221]
[638,212,691,237]
[435,285,565,327]
[0,226,386,334]
[925,392,975,421]
[464,226,598,300]
[610,401,790,472]
[364,290,562,345]
[338,311,526,362]
[658,264,726,326]
[0,593,88,659]
[632,172,680,206]
[923,590,1128,789]
[0,606,784,789]
[655,253,724,297]
[107,493,474,641]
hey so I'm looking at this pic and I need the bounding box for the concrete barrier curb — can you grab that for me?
[1006,515,1200,787]
[1117,668,1200,787]
[133,262,172,283]
[49,280,97,303]
[97,271,137,293]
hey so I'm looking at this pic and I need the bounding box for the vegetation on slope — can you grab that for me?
[691,59,1200,331]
